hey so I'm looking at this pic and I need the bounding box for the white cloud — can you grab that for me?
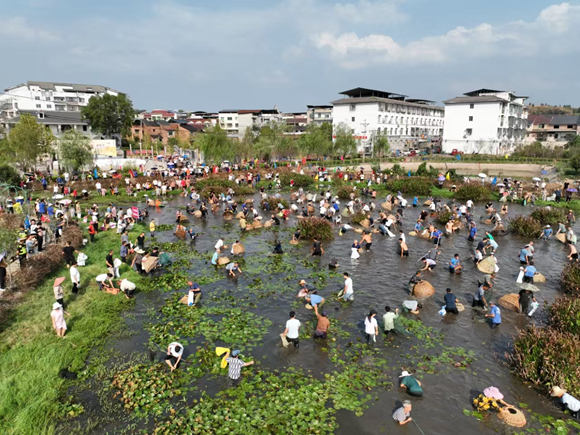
[0,17,58,41]
[312,2,580,68]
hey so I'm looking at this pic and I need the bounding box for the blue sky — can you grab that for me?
[1,0,578,111]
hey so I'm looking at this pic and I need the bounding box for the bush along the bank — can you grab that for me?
[435,210,453,225]
[385,178,432,196]
[336,185,356,200]
[560,262,580,297]
[549,297,580,336]
[296,217,334,241]
[508,215,543,238]
[280,172,313,188]
[530,208,567,226]
[350,210,367,225]
[454,184,491,201]
[261,196,289,210]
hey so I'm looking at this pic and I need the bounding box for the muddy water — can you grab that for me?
[78,194,573,435]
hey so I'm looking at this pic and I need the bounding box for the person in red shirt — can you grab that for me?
[72,189,78,200]
[88,224,96,243]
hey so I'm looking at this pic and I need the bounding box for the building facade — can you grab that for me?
[218,107,282,138]
[0,81,119,120]
[306,105,333,125]
[2,110,92,139]
[442,89,527,155]
[526,115,580,146]
[331,88,444,154]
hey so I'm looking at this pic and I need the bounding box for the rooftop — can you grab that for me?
[339,87,407,100]
[4,110,87,125]
[25,81,118,94]
[443,95,509,105]
[331,96,443,110]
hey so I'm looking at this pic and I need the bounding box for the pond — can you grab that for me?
[61,192,576,435]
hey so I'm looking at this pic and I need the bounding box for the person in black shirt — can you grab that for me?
[136,232,145,249]
[311,238,323,256]
[62,242,78,266]
[444,288,459,314]
[105,250,114,275]
[273,240,283,254]
[271,214,280,226]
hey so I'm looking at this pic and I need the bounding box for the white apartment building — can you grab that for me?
[442,89,528,155]
[331,88,444,154]
[0,81,119,119]
[218,107,282,138]
[306,105,333,125]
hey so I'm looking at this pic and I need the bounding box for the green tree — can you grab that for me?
[195,125,234,163]
[58,129,93,172]
[333,123,358,157]
[299,123,333,159]
[81,93,134,137]
[238,127,256,161]
[254,122,294,160]
[5,114,54,169]
[374,135,390,157]
[0,164,21,186]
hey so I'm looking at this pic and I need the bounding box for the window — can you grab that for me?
[349,104,356,112]
[46,104,52,109]
[36,104,41,108]
[83,125,88,132]
[468,116,473,121]
[227,117,232,121]
[568,125,574,129]
[469,104,474,109]
[35,96,40,100]
[539,124,545,128]
[555,134,559,139]
[351,117,355,122]
[554,125,560,129]
[466,128,473,135]
[79,98,84,103]
[235,123,238,127]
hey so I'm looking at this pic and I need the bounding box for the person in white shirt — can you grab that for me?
[459,204,467,214]
[342,272,354,301]
[551,386,580,418]
[282,311,301,348]
[165,342,183,372]
[118,278,136,299]
[95,182,102,192]
[364,310,379,344]
[70,263,80,295]
[466,199,474,210]
[215,238,224,253]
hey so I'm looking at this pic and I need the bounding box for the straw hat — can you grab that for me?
[299,279,306,285]
[54,277,65,287]
[400,371,411,377]
[52,302,62,310]
[550,386,566,397]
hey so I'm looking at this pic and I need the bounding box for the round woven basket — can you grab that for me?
[193,210,202,217]
[556,233,566,243]
[534,273,547,283]
[235,212,245,219]
[252,221,263,229]
[413,281,435,298]
[211,204,220,212]
[354,228,363,234]
[232,244,245,255]
[223,212,233,220]
[264,220,273,228]
[423,200,432,206]
[289,240,299,245]
[239,219,247,229]
[217,257,230,266]
[498,406,526,427]
[498,294,520,312]
[381,202,392,211]
[307,205,315,214]
[245,199,254,204]
[179,216,189,223]
[409,231,417,236]
[290,194,297,201]
[360,219,370,228]
[477,256,496,274]
[175,229,186,240]
[419,231,431,240]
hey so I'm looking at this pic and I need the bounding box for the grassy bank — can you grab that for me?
[0,222,148,435]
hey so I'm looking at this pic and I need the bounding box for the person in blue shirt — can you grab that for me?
[519,247,531,265]
[542,225,553,240]
[211,250,219,266]
[432,228,443,247]
[47,204,55,218]
[444,288,459,314]
[468,222,477,241]
[449,254,463,274]
[305,293,325,308]
[523,261,537,283]
[413,197,418,207]
[414,220,423,232]
[41,177,47,190]
[486,301,501,328]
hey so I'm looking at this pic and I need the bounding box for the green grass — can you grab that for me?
[34,189,182,206]
[535,199,580,214]
[0,223,149,435]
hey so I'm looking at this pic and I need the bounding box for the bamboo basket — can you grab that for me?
[498,406,527,427]
[307,205,315,214]
[217,257,230,266]
[193,210,202,218]
[360,219,370,228]
[477,256,496,274]
[423,200,432,206]
[175,228,186,240]
[142,256,159,273]
[381,202,392,211]
[556,233,566,243]
[534,273,546,283]
[223,212,234,220]
[498,294,519,312]
[232,243,245,255]
[236,212,245,219]
[264,220,273,228]
[413,281,435,298]
[252,221,263,229]
[179,216,189,223]
[289,240,299,245]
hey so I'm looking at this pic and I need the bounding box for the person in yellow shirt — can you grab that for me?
[149,220,156,238]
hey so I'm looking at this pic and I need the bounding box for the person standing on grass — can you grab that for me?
[486,301,502,328]
[120,241,128,263]
[164,342,183,372]
[106,250,115,276]
[364,309,379,344]
[392,400,413,425]
[69,263,80,295]
[313,305,330,339]
[62,241,78,267]
[444,288,459,314]
[51,302,70,338]
[281,311,301,348]
[136,232,146,250]
[225,350,254,386]
[88,223,96,243]
[53,277,66,308]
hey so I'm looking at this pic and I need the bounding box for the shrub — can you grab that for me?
[509,327,580,398]
[350,210,367,224]
[454,185,491,201]
[508,215,543,238]
[414,162,437,177]
[390,164,405,176]
[296,217,334,241]
[530,208,567,226]
[261,196,289,210]
[435,210,453,225]
[549,297,580,335]
[280,173,313,188]
[0,164,21,186]
[560,262,580,297]
[385,178,431,196]
[336,185,355,199]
